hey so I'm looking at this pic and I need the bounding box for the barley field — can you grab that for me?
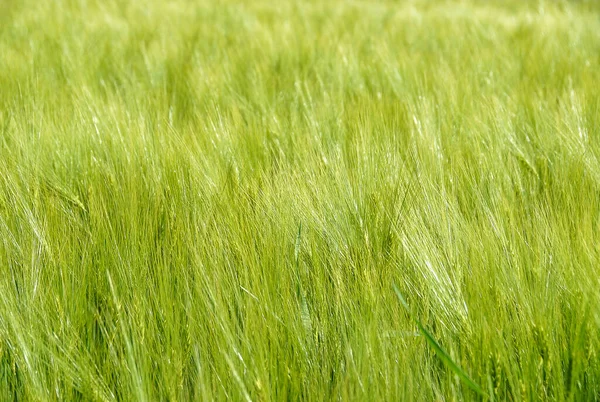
[1,0,600,400]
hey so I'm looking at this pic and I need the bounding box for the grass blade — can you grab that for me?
[393,284,486,398]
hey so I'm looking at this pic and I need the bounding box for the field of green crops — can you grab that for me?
[1,0,600,400]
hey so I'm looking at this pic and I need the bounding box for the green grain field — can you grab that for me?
[1,0,600,400]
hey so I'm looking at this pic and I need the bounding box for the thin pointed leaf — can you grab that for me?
[393,284,486,398]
